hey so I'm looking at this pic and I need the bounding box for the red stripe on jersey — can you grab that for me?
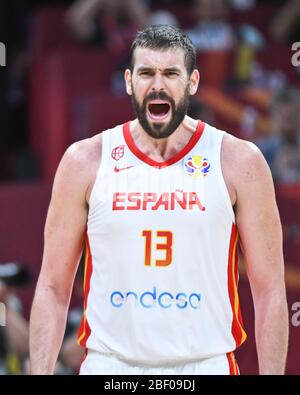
[226,352,239,375]
[77,232,93,347]
[227,223,247,348]
[123,120,205,169]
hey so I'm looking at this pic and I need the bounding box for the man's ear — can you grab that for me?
[189,69,200,96]
[124,69,132,95]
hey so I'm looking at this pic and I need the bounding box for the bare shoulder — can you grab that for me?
[221,133,274,204]
[53,133,102,203]
[222,133,269,176]
[63,133,102,171]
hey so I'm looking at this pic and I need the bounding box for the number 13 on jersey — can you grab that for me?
[142,230,173,267]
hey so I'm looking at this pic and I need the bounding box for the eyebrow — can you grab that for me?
[136,66,182,73]
[164,67,182,73]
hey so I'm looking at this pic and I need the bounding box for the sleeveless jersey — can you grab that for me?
[77,120,247,365]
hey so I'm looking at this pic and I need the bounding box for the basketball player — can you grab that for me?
[29,26,288,375]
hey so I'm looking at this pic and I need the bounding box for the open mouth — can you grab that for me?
[147,102,171,121]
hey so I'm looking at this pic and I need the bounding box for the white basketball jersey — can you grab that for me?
[77,120,247,367]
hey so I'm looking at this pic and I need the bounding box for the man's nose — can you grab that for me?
[151,72,165,91]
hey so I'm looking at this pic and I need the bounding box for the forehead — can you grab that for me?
[132,47,186,71]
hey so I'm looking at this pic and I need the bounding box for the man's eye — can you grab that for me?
[166,71,178,77]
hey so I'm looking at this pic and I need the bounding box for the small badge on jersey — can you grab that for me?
[185,155,211,179]
[111,145,125,161]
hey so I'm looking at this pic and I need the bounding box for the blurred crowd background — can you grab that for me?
[0,0,300,375]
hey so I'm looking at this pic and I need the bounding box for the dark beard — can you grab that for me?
[131,86,190,139]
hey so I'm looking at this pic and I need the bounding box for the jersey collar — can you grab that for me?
[122,120,205,169]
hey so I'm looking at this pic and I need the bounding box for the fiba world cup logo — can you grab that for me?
[185,156,211,179]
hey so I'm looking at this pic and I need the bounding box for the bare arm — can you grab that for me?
[269,0,300,43]
[29,139,98,374]
[6,308,29,357]
[119,0,149,29]
[223,137,289,375]
[0,282,29,357]
[60,333,85,372]
[65,0,103,40]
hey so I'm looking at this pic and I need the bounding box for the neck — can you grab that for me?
[130,116,199,161]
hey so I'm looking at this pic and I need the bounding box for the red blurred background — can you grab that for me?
[0,0,300,374]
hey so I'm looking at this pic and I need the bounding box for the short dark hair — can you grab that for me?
[129,25,197,75]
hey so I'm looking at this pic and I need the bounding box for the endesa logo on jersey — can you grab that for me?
[110,286,201,309]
